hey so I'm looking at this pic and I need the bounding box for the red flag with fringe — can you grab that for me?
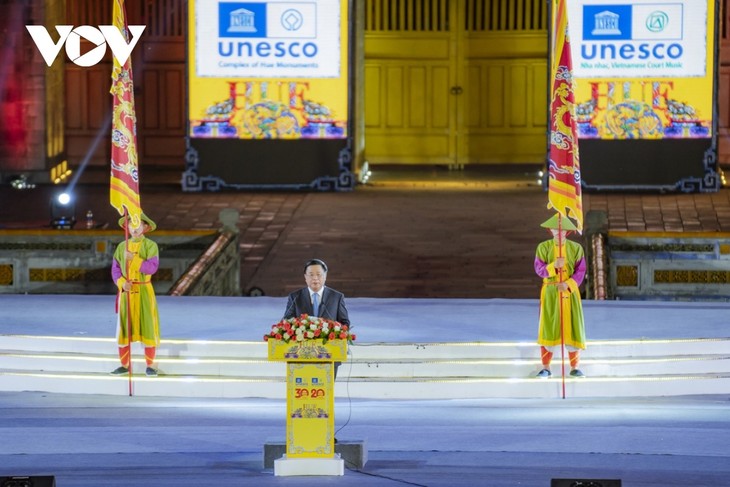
[109,0,141,228]
[548,0,583,233]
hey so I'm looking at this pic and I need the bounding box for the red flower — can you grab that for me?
[265,315,356,343]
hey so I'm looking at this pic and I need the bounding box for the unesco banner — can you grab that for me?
[569,1,708,78]
[559,0,720,191]
[183,0,354,192]
[195,0,341,78]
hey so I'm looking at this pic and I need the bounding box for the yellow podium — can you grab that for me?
[268,338,347,476]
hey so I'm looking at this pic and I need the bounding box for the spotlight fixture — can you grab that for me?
[50,191,76,229]
[9,174,36,190]
[1,476,56,487]
[358,161,372,184]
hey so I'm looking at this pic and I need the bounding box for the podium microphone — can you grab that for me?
[283,299,296,319]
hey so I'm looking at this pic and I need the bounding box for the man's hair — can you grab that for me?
[304,259,328,273]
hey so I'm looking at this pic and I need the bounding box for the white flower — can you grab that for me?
[296,334,304,342]
[310,324,317,330]
[307,331,315,339]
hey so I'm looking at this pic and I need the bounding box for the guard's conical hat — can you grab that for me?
[540,213,577,231]
[118,213,157,232]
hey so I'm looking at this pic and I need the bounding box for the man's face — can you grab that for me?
[130,223,145,238]
[304,264,326,293]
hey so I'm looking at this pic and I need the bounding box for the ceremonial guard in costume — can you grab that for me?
[533,213,586,378]
[110,213,161,377]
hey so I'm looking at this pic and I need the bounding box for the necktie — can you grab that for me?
[312,293,320,317]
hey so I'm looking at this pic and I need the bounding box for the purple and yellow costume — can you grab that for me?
[533,213,587,376]
[534,238,586,350]
[111,214,160,370]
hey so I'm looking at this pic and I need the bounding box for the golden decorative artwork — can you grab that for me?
[615,265,639,287]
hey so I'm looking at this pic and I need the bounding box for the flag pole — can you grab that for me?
[557,216,566,399]
[124,211,133,396]
[547,0,582,400]
[110,0,142,397]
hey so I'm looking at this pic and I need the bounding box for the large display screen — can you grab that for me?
[567,0,714,141]
[188,0,349,140]
[557,0,719,191]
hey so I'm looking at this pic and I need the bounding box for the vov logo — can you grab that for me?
[25,25,146,67]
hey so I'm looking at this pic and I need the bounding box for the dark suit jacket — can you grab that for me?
[283,286,350,327]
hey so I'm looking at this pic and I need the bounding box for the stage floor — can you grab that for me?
[0,392,728,486]
[1,295,729,485]
[3,294,730,342]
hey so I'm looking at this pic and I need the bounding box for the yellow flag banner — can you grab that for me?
[548,0,583,233]
[109,0,141,228]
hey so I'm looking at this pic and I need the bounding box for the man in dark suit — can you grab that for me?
[283,259,350,326]
[283,259,350,377]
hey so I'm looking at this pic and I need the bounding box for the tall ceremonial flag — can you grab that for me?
[548,0,583,233]
[109,0,141,228]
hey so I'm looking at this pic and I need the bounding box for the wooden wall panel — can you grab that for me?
[719,67,729,165]
[64,0,186,170]
[409,67,427,127]
[486,65,504,127]
[509,65,527,128]
[431,66,450,129]
[386,67,404,128]
[719,0,729,164]
[720,69,729,133]
[364,60,454,163]
[64,65,112,167]
[465,66,483,127]
[64,70,85,130]
[142,71,160,129]
[87,69,110,129]
[532,65,547,128]
[164,70,184,130]
[722,0,729,64]
[364,66,382,127]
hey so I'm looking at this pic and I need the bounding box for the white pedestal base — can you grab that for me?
[274,454,345,476]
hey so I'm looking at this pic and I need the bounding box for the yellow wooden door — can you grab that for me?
[364,0,549,166]
[460,0,549,164]
[364,0,460,165]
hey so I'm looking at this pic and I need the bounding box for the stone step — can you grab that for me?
[0,369,728,399]
[1,351,728,378]
[263,440,367,470]
[2,333,728,399]
[3,334,728,358]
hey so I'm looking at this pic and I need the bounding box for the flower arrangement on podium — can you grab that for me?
[265,314,355,361]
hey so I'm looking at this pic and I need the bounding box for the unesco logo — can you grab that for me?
[217,2,319,59]
[646,11,669,32]
[281,9,304,31]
